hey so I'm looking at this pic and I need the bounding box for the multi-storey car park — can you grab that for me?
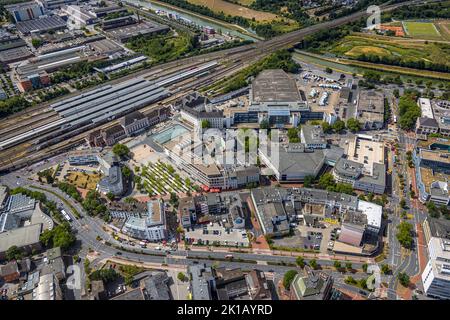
[0,61,218,151]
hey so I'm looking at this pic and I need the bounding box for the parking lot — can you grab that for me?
[185,223,249,247]
[272,223,337,254]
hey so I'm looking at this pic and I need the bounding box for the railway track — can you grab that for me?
[0,0,431,173]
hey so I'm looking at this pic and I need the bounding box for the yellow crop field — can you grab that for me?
[187,0,279,22]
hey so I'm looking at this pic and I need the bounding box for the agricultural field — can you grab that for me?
[403,21,443,40]
[187,0,279,22]
[140,161,196,196]
[435,20,450,41]
[235,0,255,5]
[329,34,450,68]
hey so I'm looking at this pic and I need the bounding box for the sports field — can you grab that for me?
[403,21,442,40]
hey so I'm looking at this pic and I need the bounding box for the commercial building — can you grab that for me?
[97,165,124,197]
[291,267,333,300]
[16,15,67,35]
[67,151,99,166]
[246,270,272,300]
[4,1,45,22]
[159,128,259,190]
[37,0,79,10]
[120,111,150,136]
[332,135,386,194]
[250,187,382,254]
[0,36,33,67]
[215,268,249,300]
[32,273,63,300]
[0,261,20,282]
[416,117,439,135]
[300,125,327,149]
[422,218,450,300]
[356,90,384,130]
[259,139,343,183]
[248,69,309,127]
[432,100,450,136]
[415,98,439,135]
[102,124,127,146]
[122,200,167,241]
[103,16,170,43]
[179,94,224,129]
[0,223,43,260]
[414,138,450,205]
[61,4,97,27]
[251,188,290,236]
[189,263,215,300]
[108,201,149,219]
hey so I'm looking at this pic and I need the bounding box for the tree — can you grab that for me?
[121,165,131,178]
[345,262,352,270]
[31,38,43,48]
[321,121,332,134]
[201,120,211,129]
[40,223,76,251]
[82,190,108,218]
[283,270,298,290]
[396,221,414,248]
[309,259,318,270]
[176,225,185,234]
[325,67,333,74]
[170,193,179,207]
[287,127,300,143]
[381,264,390,275]
[346,118,361,133]
[318,173,335,189]
[334,260,342,270]
[6,246,24,261]
[89,268,119,283]
[332,119,346,133]
[362,263,368,273]
[106,192,115,201]
[426,201,440,218]
[398,272,410,287]
[259,119,269,129]
[177,272,187,282]
[303,175,315,188]
[112,143,130,158]
[399,198,407,209]
[296,256,305,268]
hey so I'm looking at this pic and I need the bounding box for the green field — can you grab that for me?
[329,35,450,68]
[403,21,442,40]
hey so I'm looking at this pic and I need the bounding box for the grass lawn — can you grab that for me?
[329,34,450,68]
[403,21,442,40]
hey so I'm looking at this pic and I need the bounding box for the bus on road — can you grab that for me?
[61,209,72,222]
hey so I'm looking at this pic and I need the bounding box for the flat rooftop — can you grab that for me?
[17,15,67,35]
[346,136,384,171]
[420,167,450,195]
[185,223,249,246]
[0,223,42,253]
[421,149,450,165]
[251,69,301,103]
[418,98,434,119]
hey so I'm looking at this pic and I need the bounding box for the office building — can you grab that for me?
[422,218,450,300]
